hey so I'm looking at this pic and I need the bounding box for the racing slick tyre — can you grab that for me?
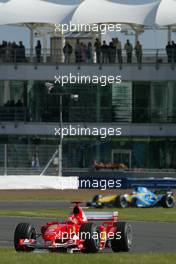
[115,195,129,208]
[79,223,100,253]
[111,222,133,252]
[161,195,175,208]
[14,223,36,252]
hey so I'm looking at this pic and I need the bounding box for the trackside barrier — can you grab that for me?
[0,176,79,190]
[78,177,176,189]
[0,176,175,190]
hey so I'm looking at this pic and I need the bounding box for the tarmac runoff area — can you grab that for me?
[0,201,176,252]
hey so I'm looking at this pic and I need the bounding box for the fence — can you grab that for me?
[1,106,176,123]
[0,48,172,65]
[1,144,176,176]
[0,144,59,175]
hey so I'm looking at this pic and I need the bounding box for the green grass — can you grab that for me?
[0,248,176,264]
[0,207,176,222]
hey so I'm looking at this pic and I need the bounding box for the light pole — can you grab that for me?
[58,94,63,177]
[45,82,78,177]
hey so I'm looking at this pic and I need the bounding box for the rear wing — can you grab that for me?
[84,211,118,222]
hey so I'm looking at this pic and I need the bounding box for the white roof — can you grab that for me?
[0,0,77,25]
[72,0,160,27]
[0,0,175,27]
[156,0,176,26]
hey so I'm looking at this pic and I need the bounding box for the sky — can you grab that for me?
[0,0,174,49]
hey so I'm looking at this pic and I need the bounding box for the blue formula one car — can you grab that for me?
[87,187,175,208]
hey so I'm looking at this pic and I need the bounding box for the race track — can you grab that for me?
[0,201,176,252]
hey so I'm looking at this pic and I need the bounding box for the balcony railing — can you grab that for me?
[0,106,176,123]
[0,48,174,66]
[0,107,27,122]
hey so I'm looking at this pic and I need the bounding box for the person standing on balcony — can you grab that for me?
[101,40,108,63]
[94,38,101,63]
[11,42,18,63]
[166,41,172,63]
[35,40,42,63]
[171,41,176,63]
[81,43,88,63]
[134,41,142,64]
[115,38,122,63]
[63,41,73,63]
[75,39,82,63]
[0,41,7,62]
[108,41,116,63]
[87,42,93,63]
[18,41,26,62]
[124,39,133,63]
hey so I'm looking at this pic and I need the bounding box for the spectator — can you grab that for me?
[75,39,82,63]
[0,41,7,62]
[16,99,23,107]
[35,40,42,63]
[63,41,73,63]
[11,42,18,62]
[94,38,101,63]
[171,41,176,63]
[115,38,122,63]
[124,39,133,63]
[6,42,13,62]
[134,41,142,64]
[101,40,109,63]
[108,41,116,63]
[81,43,87,63]
[87,42,93,63]
[18,41,26,62]
[166,41,172,63]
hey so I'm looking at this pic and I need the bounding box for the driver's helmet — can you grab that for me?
[69,205,87,224]
[73,206,80,215]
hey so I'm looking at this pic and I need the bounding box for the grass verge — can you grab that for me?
[0,207,176,222]
[0,248,176,264]
[0,189,120,201]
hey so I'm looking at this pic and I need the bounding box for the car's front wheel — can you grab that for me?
[14,223,36,252]
[79,223,100,253]
[111,222,133,252]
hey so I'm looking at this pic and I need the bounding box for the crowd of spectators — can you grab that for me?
[0,99,25,121]
[0,40,42,63]
[0,41,26,62]
[63,38,143,64]
[3,99,24,108]
[1,38,176,64]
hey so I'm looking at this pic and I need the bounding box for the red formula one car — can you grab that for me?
[14,202,133,253]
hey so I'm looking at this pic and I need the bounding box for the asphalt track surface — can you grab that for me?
[0,201,176,252]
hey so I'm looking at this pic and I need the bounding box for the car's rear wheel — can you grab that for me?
[79,223,100,253]
[111,222,133,252]
[115,195,129,208]
[14,223,36,252]
[161,195,175,208]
